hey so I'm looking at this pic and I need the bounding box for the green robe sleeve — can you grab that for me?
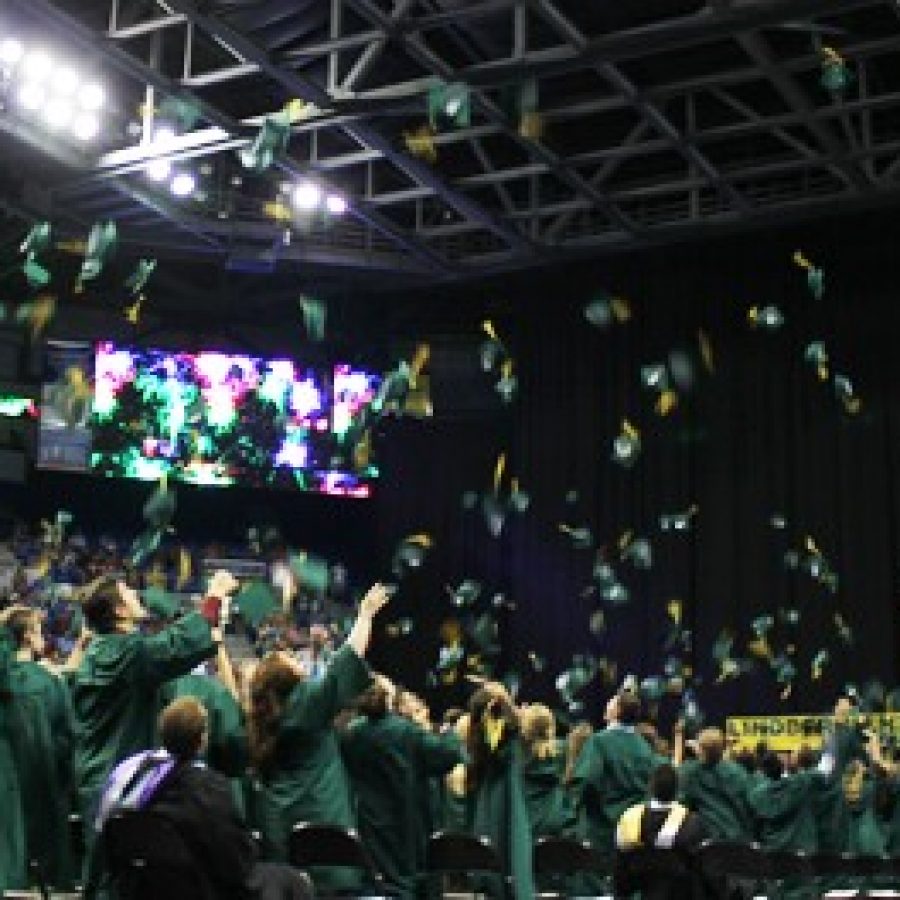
[415,729,465,776]
[281,644,371,734]
[140,612,216,685]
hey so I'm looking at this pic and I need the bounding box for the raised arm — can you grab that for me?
[347,583,390,657]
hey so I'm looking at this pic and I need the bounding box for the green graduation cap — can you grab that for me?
[793,250,824,300]
[480,338,504,372]
[288,551,330,592]
[125,259,156,296]
[712,629,735,664]
[461,490,479,510]
[509,480,530,513]
[860,680,885,713]
[659,505,699,532]
[612,419,641,468]
[491,593,516,611]
[234,580,279,627]
[468,612,500,656]
[22,257,51,290]
[129,528,162,567]
[560,524,593,550]
[449,579,482,608]
[142,586,182,620]
[820,47,853,95]
[527,651,545,672]
[640,676,665,704]
[778,607,800,627]
[76,220,117,292]
[601,580,629,607]
[620,534,652,570]
[584,296,613,328]
[556,654,597,712]
[300,295,327,342]
[239,100,309,172]
[747,304,785,330]
[681,690,705,736]
[20,221,51,258]
[143,476,177,532]
[482,492,507,537]
[752,614,774,637]
[641,363,669,392]
[811,649,830,680]
[834,373,861,414]
[392,533,433,578]
[427,82,470,129]
[588,609,606,635]
[158,96,202,131]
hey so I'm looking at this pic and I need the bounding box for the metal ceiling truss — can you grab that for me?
[3,0,900,282]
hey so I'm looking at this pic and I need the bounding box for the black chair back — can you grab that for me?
[533,837,603,877]
[812,851,857,877]
[696,840,767,879]
[766,849,812,879]
[614,849,694,900]
[105,810,217,900]
[289,822,379,879]
[425,832,504,876]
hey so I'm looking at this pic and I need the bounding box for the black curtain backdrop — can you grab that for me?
[3,205,900,725]
[368,206,900,723]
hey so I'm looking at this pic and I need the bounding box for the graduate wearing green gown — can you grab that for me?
[2,606,75,888]
[70,574,223,897]
[747,752,819,852]
[0,626,26,894]
[248,584,388,884]
[678,727,753,842]
[572,692,658,873]
[466,686,534,900]
[843,761,887,855]
[341,679,464,898]
[519,705,574,839]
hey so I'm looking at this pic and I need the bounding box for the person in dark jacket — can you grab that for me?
[144,697,312,900]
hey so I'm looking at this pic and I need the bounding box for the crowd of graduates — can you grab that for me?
[2,568,900,900]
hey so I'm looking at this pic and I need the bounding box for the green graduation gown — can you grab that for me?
[679,758,754,842]
[0,631,26,893]
[8,659,75,888]
[572,726,658,868]
[813,723,865,853]
[747,771,819,852]
[341,712,464,897]
[70,612,215,894]
[846,775,886,856]
[256,644,371,871]
[469,738,534,900]
[521,752,575,839]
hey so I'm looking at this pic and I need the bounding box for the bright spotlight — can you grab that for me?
[23,50,53,82]
[293,181,322,211]
[0,38,24,66]
[53,67,80,96]
[71,112,100,141]
[170,172,196,198]
[153,124,176,146]
[43,96,73,129]
[325,193,348,216]
[79,82,105,111]
[146,158,171,182]
[18,82,46,112]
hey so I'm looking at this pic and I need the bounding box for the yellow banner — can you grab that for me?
[726,713,900,753]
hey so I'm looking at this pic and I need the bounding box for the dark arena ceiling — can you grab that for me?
[2,0,900,295]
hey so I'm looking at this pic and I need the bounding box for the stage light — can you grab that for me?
[23,50,53,82]
[293,180,322,211]
[325,193,348,215]
[18,82,46,112]
[153,124,176,145]
[79,82,105,111]
[0,38,24,66]
[71,112,100,141]
[146,157,171,182]
[52,67,80,96]
[171,172,196,198]
[43,96,73,129]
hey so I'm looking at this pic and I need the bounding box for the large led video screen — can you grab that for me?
[38,341,380,497]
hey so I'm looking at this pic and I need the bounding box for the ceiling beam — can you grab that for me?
[9,0,452,276]
[155,0,536,255]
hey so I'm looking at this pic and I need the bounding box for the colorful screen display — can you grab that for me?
[39,342,380,497]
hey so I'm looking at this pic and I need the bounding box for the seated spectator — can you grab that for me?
[614,764,705,900]
[616,764,707,852]
[105,697,312,900]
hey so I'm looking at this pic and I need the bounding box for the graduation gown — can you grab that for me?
[846,776,886,856]
[8,659,75,887]
[747,772,819,852]
[0,632,26,893]
[813,723,865,853]
[256,645,371,871]
[469,738,534,900]
[520,753,575,839]
[678,758,754,842]
[341,713,464,897]
[572,726,658,867]
[69,613,215,894]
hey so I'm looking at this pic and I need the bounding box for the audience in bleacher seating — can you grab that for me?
[5,563,900,899]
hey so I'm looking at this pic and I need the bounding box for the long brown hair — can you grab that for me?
[248,653,304,773]
[520,704,557,760]
[564,722,593,784]
[466,686,519,792]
